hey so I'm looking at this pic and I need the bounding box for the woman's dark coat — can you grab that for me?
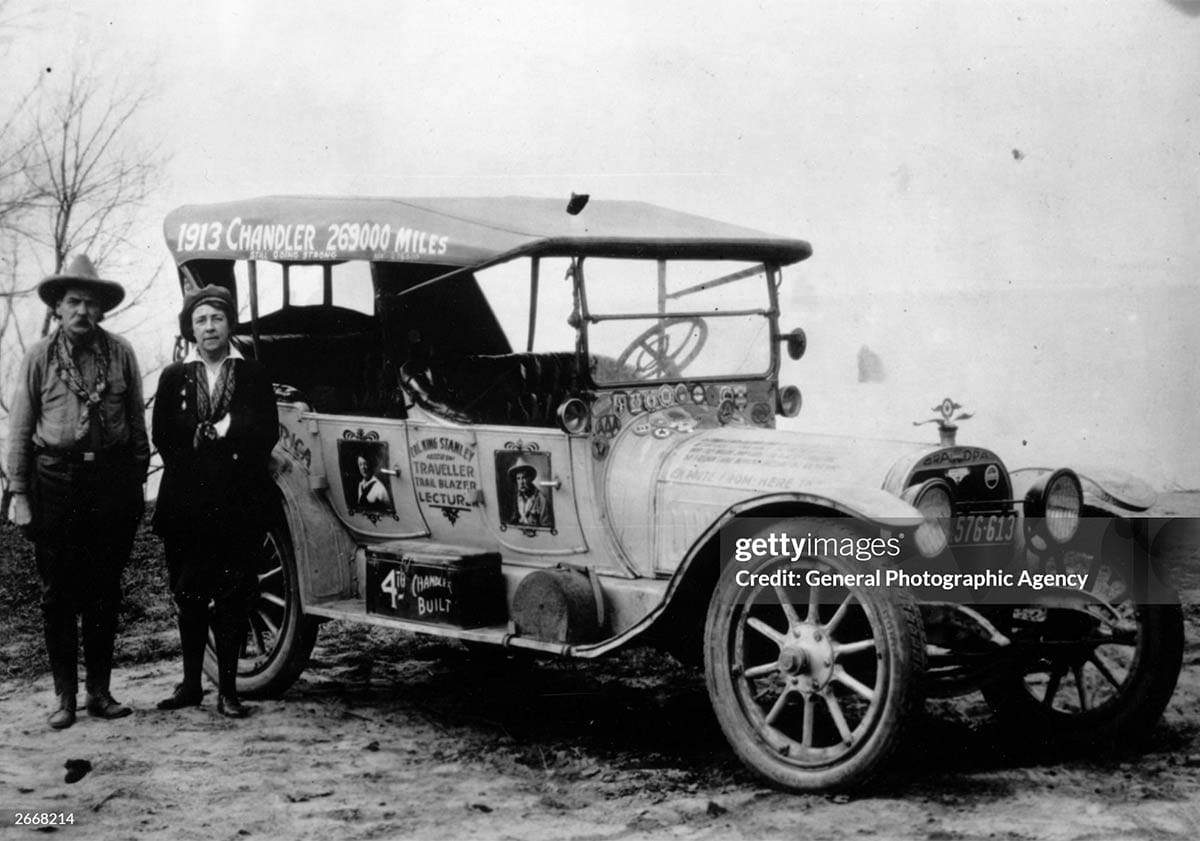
[151,357,278,595]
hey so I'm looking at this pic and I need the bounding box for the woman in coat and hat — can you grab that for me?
[151,282,278,718]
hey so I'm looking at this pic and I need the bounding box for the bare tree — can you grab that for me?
[0,58,166,516]
[0,0,42,508]
[0,0,45,231]
[22,67,164,333]
[0,63,163,404]
[0,90,40,229]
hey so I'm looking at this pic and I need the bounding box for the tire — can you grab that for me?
[703,519,925,791]
[204,514,319,698]
[982,522,1184,746]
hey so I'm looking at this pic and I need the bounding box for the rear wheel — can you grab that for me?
[204,515,319,697]
[703,520,925,791]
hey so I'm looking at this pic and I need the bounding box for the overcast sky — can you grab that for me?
[4,0,1198,485]
[7,0,1198,294]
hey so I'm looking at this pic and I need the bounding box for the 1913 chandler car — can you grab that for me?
[162,195,1183,791]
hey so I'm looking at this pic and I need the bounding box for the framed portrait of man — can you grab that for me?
[494,450,555,535]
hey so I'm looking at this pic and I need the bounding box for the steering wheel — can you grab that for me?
[615,317,709,380]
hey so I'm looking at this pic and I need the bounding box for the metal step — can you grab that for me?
[304,598,571,655]
[367,538,491,558]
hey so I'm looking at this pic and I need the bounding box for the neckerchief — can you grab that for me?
[192,356,237,424]
[52,328,111,439]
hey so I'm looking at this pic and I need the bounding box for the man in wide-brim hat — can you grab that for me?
[37,256,126,313]
[507,455,550,527]
[5,255,149,729]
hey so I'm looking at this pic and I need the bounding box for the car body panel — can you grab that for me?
[601,423,928,576]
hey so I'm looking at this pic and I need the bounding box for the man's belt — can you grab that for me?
[35,446,132,465]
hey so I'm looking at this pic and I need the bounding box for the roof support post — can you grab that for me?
[248,259,261,359]
[526,257,540,352]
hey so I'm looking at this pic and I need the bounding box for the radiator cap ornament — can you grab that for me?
[914,397,973,446]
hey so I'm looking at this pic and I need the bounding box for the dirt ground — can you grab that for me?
[1,496,1198,841]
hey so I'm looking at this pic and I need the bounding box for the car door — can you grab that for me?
[310,413,430,539]
[403,420,589,559]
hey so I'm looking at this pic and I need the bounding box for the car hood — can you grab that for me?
[601,425,932,575]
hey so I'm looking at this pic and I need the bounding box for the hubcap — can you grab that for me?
[776,623,836,691]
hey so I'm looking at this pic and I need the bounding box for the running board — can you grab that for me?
[303,599,573,656]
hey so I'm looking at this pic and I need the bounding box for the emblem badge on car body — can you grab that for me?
[946,467,970,484]
[984,464,1000,489]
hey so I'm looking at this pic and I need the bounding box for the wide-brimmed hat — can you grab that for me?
[37,255,126,312]
[179,283,236,343]
[507,456,538,482]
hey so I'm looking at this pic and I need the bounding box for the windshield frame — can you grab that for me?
[575,256,784,388]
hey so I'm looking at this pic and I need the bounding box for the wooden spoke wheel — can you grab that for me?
[703,521,925,791]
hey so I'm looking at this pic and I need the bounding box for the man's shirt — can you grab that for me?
[514,488,548,526]
[6,328,150,492]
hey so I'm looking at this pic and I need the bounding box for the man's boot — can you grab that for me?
[48,693,77,730]
[44,607,78,730]
[158,600,207,710]
[83,603,131,719]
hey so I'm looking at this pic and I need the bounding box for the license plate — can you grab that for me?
[951,512,1017,546]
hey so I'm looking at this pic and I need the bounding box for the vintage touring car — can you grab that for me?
[162,195,1183,791]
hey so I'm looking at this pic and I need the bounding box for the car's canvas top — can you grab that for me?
[164,195,812,267]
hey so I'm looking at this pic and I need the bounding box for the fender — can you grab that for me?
[570,490,922,661]
[270,450,358,603]
[663,488,921,598]
[651,480,925,577]
[1010,465,1157,515]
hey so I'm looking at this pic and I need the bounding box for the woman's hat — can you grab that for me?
[179,282,236,342]
[37,255,126,312]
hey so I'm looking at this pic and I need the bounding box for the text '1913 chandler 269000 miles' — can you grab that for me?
[162,195,1183,791]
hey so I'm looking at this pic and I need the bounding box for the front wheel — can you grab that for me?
[982,603,1183,745]
[204,514,319,698]
[703,521,925,791]
[981,523,1184,746]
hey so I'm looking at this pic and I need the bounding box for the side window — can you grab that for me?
[233,261,284,320]
[331,262,374,315]
[475,257,576,354]
[232,260,374,319]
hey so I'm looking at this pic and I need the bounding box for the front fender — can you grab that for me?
[652,486,922,577]
[1010,465,1157,515]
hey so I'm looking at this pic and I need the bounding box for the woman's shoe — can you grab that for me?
[85,691,133,719]
[156,683,204,710]
[217,694,250,718]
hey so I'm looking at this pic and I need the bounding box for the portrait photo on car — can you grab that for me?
[338,438,395,516]
[494,449,555,533]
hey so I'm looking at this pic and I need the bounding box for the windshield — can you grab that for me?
[582,258,776,384]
